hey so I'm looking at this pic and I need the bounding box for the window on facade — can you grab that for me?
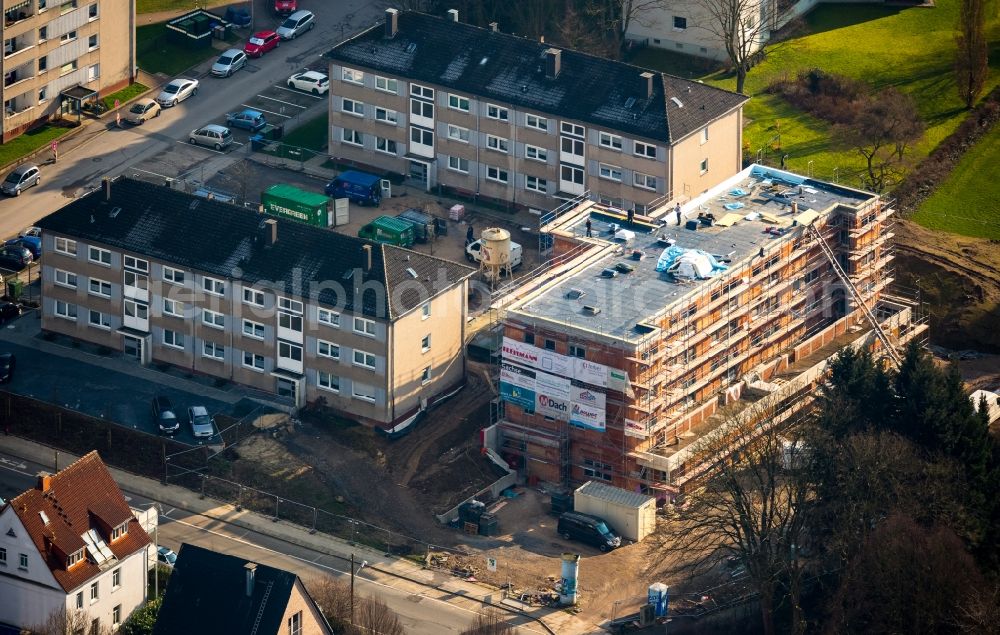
[54,237,76,255]
[38,56,48,72]
[60,61,76,75]
[0,547,6,565]
[123,271,148,291]
[88,278,111,297]
[317,340,340,359]
[288,610,303,635]
[421,334,431,352]
[375,137,397,155]
[486,135,509,153]
[525,114,548,131]
[317,308,340,327]
[409,126,433,146]
[88,3,97,19]
[162,298,182,317]
[342,98,364,116]
[55,301,77,320]
[243,351,265,371]
[410,83,434,99]
[421,302,431,319]
[486,104,508,121]
[341,128,363,146]
[243,287,265,307]
[448,156,469,173]
[700,158,709,173]
[374,75,397,93]
[524,145,547,162]
[421,366,431,384]
[525,176,547,193]
[317,371,339,393]
[163,330,184,349]
[67,548,84,568]
[486,166,509,184]
[544,339,556,351]
[88,34,97,49]
[162,266,185,285]
[353,349,376,369]
[599,163,622,182]
[39,27,47,42]
[61,30,77,43]
[410,100,434,121]
[112,567,121,587]
[561,136,584,156]
[278,312,303,332]
[277,297,302,313]
[599,132,623,150]
[124,300,147,322]
[353,317,376,336]
[583,458,613,481]
[560,165,584,185]
[701,127,709,144]
[88,246,111,266]
[202,277,225,296]
[446,124,469,143]
[242,319,264,339]
[76,592,83,609]
[54,269,77,288]
[341,67,363,84]
[113,605,121,627]
[374,107,397,125]
[634,141,657,158]
[90,581,99,602]
[448,94,469,112]
[202,341,225,360]
[202,309,224,329]
[560,122,584,137]
[88,310,110,329]
[633,171,657,191]
[352,382,376,403]
[89,63,100,82]
[673,16,687,29]
[569,344,586,358]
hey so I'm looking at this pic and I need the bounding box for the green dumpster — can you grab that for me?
[6,278,24,300]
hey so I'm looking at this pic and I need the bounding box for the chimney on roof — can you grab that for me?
[264,218,277,246]
[446,8,458,22]
[37,472,52,493]
[385,8,398,38]
[362,244,372,273]
[103,178,111,201]
[545,48,561,80]
[244,562,257,597]
[489,21,498,32]
[640,71,655,100]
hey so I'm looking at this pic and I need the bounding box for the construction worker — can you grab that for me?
[585,219,592,237]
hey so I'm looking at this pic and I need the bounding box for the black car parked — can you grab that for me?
[0,352,15,383]
[557,511,622,552]
[0,301,20,323]
[151,395,180,434]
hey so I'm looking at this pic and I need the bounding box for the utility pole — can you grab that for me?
[350,553,355,626]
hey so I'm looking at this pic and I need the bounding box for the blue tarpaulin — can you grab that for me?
[655,245,729,276]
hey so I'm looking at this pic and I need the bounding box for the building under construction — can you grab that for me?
[489,164,926,499]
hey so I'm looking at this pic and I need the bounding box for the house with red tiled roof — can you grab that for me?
[0,451,152,633]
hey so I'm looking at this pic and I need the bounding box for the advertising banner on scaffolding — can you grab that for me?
[502,336,630,393]
[499,381,535,411]
[624,418,649,439]
[535,370,572,420]
[570,387,606,431]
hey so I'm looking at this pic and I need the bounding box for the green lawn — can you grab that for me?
[136,23,221,76]
[102,83,149,110]
[0,125,72,167]
[635,1,1000,201]
[281,113,328,151]
[136,1,204,13]
[910,124,1000,240]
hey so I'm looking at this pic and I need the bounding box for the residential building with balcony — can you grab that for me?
[0,451,152,632]
[490,164,925,499]
[2,0,135,141]
[35,177,475,430]
[325,9,748,213]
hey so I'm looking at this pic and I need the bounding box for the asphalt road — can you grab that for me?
[0,445,541,635]
[0,0,385,242]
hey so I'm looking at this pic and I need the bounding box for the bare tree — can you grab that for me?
[307,576,352,631]
[618,0,669,39]
[307,576,405,635]
[686,0,792,93]
[837,88,924,193]
[225,159,257,207]
[646,400,810,635]
[350,595,405,635]
[955,0,989,108]
[461,607,518,634]
[22,608,112,635]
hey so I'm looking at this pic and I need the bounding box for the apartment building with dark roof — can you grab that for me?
[36,177,476,430]
[0,451,151,632]
[325,9,748,213]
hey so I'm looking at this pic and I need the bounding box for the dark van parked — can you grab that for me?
[557,511,622,552]
[325,170,382,207]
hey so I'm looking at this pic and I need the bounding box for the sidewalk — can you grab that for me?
[0,435,594,634]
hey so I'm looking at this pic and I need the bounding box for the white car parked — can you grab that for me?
[287,70,328,95]
[156,78,199,107]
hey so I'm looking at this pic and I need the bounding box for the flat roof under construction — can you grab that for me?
[512,165,877,343]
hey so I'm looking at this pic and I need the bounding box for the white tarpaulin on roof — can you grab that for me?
[672,252,714,279]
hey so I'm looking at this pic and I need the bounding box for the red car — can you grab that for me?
[244,30,279,58]
[274,0,297,15]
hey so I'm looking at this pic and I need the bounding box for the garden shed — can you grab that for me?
[574,480,656,542]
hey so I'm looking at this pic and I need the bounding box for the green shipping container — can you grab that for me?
[358,216,415,248]
[261,184,332,227]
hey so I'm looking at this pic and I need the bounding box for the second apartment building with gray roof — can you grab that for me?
[325,9,749,212]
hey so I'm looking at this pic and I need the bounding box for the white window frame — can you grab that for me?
[243,287,265,307]
[633,171,658,191]
[123,255,148,272]
[90,581,99,603]
[447,156,469,173]
[341,67,363,85]
[341,97,364,117]
[352,349,376,370]
[278,297,303,314]
[421,303,431,320]
[486,165,509,184]
[486,134,509,153]
[701,127,709,144]
[525,175,547,193]
[54,300,77,320]
[88,278,111,298]
[113,604,121,627]
[374,107,397,125]
[410,83,434,99]
[54,269,77,289]
[525,114,548,131]
[421,366,431,385]
[278,341,303,362]
[486,104,509,121]
[317,340,340,360]
[202,276,225,296]
[353,316,376,337]
[162,266,185,285]
[524,145,548,162]
[599,163,623,182]
[421,334,431,352]
[374,75,397,94]
[447,94,470,112]
[54,237,76,256]
[162,329,184,349]
[375,136,397,155]
[634,141,657,159]
[202,309,225,330]
[341,128,363,146]
[202,341,225,360]
[700,158,709,174]
[88,246,111,266]
[242,319,265,339]
[409,125,433,147]
[317,371,340,393]
[317,308,340,327]
[243,351,265,371]
[162,298,183,317]
[447,124,470,143]
[561,122,585,137]
[88,310,110,330]
[351,382,376,403]
[599,132,623,151]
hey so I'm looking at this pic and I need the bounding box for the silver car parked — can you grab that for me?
[276,10,314,40]
[189,124,233,151]
[1,163,40,196]
[211,49,247,77]
[188,406,216,438]
[156,78,199,107]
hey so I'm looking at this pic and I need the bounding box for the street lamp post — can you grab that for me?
[349,554,367,627]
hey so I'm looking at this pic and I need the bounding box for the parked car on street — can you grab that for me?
[244,30,279,57]
[0,302,19,324]
[0,351,15,383]
[211,49,247,77]
[226,109,266,132]
[557,511,622,552]
[124,98,161,125]
[0,245,32,265]
[19,226,41,238]
[274,0,297,15]
[287,70,328,95]
[189,124,233,151]
[5,236,40,258]
[151,395,180,435]
[188,406,215,438]
[223,6,251,28]
[276,9,314,40]
[156,78,199,107]
[157,546,177,567]
[1,163,40,196]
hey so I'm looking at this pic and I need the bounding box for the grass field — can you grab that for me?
[102,83,150,111]
[136,23,221,76]
[137,0,218,13]
[281,113,328,151]
[0,125,72,167]
[910,124,1000,240]
[633,2,1000,202]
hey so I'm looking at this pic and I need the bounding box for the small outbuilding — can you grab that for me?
[574,480,656,542]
